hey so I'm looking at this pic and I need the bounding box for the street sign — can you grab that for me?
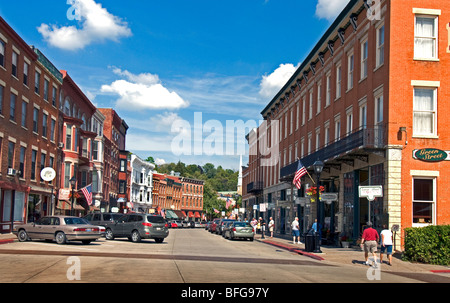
[359,185,383,201]
[40,167,56,182]
[321,193,338,203]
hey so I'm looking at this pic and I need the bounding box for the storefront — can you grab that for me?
[0,182,30,233]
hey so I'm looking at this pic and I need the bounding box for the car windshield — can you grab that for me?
[103,214,122,221]
[146,215,165,223]
[64,217,89,225]
[234,222,250,227]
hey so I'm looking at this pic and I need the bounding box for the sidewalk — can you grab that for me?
[0,233,15,245]
[255,234,450,274]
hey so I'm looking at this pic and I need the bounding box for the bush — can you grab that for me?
[402,225,450,265]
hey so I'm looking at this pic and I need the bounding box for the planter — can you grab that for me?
[341,241,350,248]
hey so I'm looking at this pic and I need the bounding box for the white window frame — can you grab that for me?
[411,174,437,227]
[376,24,385,67]
[336,63,342,99]
[361,38,369,80]
[347,52,354,91]
[414,9,440,61]
[412,81,439,138]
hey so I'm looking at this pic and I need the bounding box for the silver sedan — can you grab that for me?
[13,216,104,245]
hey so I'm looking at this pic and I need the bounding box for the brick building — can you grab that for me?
[98,108,129,213]
[0,17,62,232]
[57,70,97,216]
[181,177,204,222]
[245,0,450,248]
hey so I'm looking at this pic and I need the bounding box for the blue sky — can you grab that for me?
[0,0,350,170]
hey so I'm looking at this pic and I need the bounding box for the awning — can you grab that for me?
[188,211,194,218]
[165,209,178,219]
[173,210,185,219]
[182,211,187,217]
[56,200,84,210]
[194,212,201,218]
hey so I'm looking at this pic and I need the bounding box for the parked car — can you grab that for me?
[199,221,207,228]
[209,218,221,233]
[105,214,169,243]
[83,212,123,234]
[13,216,103,245]
[216,219,235,235]
[171,220,183,228]
[205,221,212,230]
[224,221,254,241]
[221,221,235,238]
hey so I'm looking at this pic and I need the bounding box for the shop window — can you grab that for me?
[413,178,435,225]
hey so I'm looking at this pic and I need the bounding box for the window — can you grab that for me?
[52,87,57,107]
[0,40,5,67]
[336,64,342,99]
[346,109,353,135]
[414,16,438,59]
[66,125,72,150]
[413,178,435,225]
[317,83,321,114]
[23,62,29,86]
[360,102,367,129]
[376,25,385,66]
[10,93,16,121]
[35,71,40,94]
[413,87,436,136]
[50,119,56,141]
[8,141,15,169]
[19,146,25,178]
[361,39,368,79]
[44,79,49,101]
[42,113,48,138]
[33,107,39,133]
[348,53,354,90]
[31,150,37,180]
[40,154,46,181]
[0,85,3,115]
[335,116,341,141]
[375,94,384,125]
[120,159,126,172]
[302,98,306,125]
[21,101,27,128]
[326,72,331,106]
[11,51,18,77]
[309,91,313,120]
[64,163,71,188]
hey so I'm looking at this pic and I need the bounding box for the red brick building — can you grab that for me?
[246,0,450,248]
[57,70,97,216]
[181,177,204,221]
[0,17,62,232]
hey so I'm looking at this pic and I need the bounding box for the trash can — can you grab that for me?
[304,229,316,252]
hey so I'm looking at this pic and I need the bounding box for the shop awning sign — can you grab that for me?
[413,148,449,162]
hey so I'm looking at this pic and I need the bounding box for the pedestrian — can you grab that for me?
[380,224,393,266]
[250,218,257,234]
[291,217,301,244]
[268,217,274,238]
[360,222,380,267]
[312,219,318,233]
[259,217,266,238]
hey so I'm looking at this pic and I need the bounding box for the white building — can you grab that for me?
[130,154,155,213]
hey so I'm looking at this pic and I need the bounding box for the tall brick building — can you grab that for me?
[245,0,450,248]
[0,17,62,232]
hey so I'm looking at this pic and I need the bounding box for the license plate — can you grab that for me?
[156,227,161,231]
[86,229,91,232]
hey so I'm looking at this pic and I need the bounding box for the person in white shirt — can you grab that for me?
[380,224,393,266]
[291,217,301,244]
[268,217,274,238]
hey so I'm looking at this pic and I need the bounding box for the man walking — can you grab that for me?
[360,222,380,267]
[380,225,393,266]
[291,217,301,244]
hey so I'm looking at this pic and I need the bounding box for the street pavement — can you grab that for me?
[252,233,450,276]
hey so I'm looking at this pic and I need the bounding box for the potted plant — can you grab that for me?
[340,235,350,248]
[306,186,325,202]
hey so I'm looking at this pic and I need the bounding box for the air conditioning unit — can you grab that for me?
[7,168,17,176]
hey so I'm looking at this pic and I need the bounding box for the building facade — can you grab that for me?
[245,0,450,249]
[130,154,155,213]
[0,17,63,232]
[181,177,204,221]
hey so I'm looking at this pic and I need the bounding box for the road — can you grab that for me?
[0,228,444,285]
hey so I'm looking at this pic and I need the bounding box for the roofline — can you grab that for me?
[261,0,363,117]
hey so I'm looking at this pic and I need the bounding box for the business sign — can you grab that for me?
[359,186,383,202]
[413,148,449,162]
[40,167,56,182]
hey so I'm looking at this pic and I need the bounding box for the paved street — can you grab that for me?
[0,228,448,284]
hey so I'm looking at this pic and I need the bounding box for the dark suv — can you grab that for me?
[83,212,123,229]
[104,213,169,243]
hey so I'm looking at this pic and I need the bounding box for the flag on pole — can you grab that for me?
[226,197,231,209]
[213,208,220,214]
[293,160,307,189]
[80,184,93,205]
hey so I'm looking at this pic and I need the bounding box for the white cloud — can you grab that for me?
[100,68,189,110]
[315,0,350,21]
[154,158,166,166]
[38,0,131,50]
[259,63,297,99]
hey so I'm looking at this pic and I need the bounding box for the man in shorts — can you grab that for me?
[292,217,301,244]
[360,222,380,267]
[380,224,393,266]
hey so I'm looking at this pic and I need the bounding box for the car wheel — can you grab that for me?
[105,229,114,240]
[249,237,254,241]
[230,233,234,240]
[55,232,66,245]
[154,238,164,243]
[131,230,141,243]
[18,229,29,242]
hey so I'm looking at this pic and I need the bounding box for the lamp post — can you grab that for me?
[313,160,324,253]
[69,176,77,216]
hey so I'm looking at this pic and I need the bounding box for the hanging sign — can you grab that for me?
[413,148,448,162]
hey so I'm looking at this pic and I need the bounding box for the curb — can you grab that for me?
[260,239,325,261]
[0,239,14,245]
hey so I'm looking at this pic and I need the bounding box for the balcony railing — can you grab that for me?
[247,181,263,193]
[280,126,386,179]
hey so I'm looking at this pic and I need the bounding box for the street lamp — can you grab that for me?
[69,176,77,216]
[313,160,324,253]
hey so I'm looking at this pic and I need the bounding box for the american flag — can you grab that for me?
[226,197,231,209]
[213,208,220,214]
[81,184,93,205]
[293,160,307,189]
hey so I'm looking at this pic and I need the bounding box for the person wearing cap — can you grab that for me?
[360,222,380,267]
